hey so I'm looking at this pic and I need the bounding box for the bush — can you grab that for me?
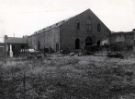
[60,49,70,55]
[109,44,124,51]
[107,52,124,59]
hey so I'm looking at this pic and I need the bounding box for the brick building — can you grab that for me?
[28,9,111,51]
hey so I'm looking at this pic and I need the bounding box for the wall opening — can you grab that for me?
[97,23,101,32]
[85,36,93,46]
[76,22,80,30]
[97,40,101,47]
[56,43,59,51]
[75,38,80,49]
[37,41,40,50]
[85,37,93,50]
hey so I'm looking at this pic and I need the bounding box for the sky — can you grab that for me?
[0,0,135,42]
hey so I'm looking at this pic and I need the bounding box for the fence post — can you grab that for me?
[4,35,7,63]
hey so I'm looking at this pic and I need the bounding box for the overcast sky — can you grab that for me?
[0,0,135,41]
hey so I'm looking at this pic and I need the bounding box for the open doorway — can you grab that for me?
[85,36,93,46]
[75,38,80,49]
[97,40,101,47]
[56,43,59,51]
[85,36,93,50]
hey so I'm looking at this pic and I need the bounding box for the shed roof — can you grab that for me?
[0,43,4,47]
[5,37,27,44]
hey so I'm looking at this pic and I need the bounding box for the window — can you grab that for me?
[97,23,101,32]
[86,21,92,32]
[86,16,92,32]
[76,22,80,30]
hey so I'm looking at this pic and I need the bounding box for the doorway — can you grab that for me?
[56,43,59,51]
[75,38,80,49]
[85,36,93,46]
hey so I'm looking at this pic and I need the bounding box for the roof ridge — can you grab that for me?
[34,8,91,34]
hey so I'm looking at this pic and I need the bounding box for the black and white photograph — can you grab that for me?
[0,0,135,99]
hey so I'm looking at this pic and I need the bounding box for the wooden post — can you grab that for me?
[23,71,26,99]
[4,35,7,62]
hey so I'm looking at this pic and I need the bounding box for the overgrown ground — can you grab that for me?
[1,54,135,99]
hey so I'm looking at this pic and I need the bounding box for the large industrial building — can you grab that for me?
[28,9,111,51]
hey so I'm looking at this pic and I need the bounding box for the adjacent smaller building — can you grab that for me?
[0,43,5,58]
[4,35,28,57]
[109,31,135,50]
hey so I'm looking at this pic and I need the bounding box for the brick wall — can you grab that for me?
[60,9,111,50]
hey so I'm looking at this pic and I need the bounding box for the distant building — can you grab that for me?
[28,9,111,51]
[4,35,28,56]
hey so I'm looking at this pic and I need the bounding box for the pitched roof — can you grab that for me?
[33,9,91,35]
[35,20,66,34]
[5,37,27,44]
[0,43,4,47]
[32,8,110,36]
